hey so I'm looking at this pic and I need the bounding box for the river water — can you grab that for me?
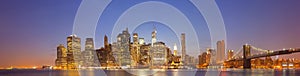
[0,69,299,76]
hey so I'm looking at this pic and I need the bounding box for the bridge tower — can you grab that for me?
[243,44,251,69]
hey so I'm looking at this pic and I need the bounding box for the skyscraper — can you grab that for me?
[207,48,215,65]
[139,44,151,66]
[97,35,115,67]
[131,33,140,66]
[151,26,157,47]
[55,44,67,69]
[181,33,186,63]
[216,40,225,64]
[115,28,131,67]
[151,42,167,68]
[66,35,81,69]
[82,38,97,67]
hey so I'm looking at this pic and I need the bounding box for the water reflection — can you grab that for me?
[0,69,299,76]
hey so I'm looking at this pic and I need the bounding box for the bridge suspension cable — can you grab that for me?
[231,47,243,59]
[250,46,269,53]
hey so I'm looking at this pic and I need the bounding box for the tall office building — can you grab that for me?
[115,28,131,67]
[151,42,167,68]
[111,42,119,66]
[151,26,157,47]
[207,48,215,65]
[66,35,81,69]
[131,33,140,66]
[216,40,225,64]
[55,44,67,69]
[181,33,186,63]
[96,35,116,66]
[140,44,151,66]
[166,47,172,63]
[198,51,209,66]
[82,38,97,67]
[227,50,234,60]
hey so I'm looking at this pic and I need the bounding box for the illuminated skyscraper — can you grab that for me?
[140,44,151,66]
[97,35,115,67]
[151,26,157,47]
[115,28,131,67]
[166,47,172,63]
[111,42,119,65]
[151,42,167,68]
[131,33,140,66]
[82,38,97,67]
[66,35,81,69]
[181,33,186,63]
[55,44,67,69]
[216,40,225,64]
[207,48,215,65]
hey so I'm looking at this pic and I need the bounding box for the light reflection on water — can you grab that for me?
[0,69,299,76]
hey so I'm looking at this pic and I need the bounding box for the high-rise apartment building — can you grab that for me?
[181,33,186,63]
[216,40,225,64]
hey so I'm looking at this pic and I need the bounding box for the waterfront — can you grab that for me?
[0,69,299,76]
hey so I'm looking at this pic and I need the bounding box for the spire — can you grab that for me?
[151,24,157,47]
[153,24,157,33]
[173,43,178,56]
[174,43,177,51]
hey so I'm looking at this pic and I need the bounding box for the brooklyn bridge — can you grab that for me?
[225,44,300,69]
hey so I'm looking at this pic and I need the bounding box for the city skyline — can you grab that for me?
[0,0,300,68]
[54,27,201,69]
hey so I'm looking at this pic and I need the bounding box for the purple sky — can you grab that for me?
[0,0,300,67]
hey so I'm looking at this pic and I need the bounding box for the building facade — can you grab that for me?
[82,38,98,67]
[151,42,167,68]
[55,44,67,69]
[66,35,81,69]
[216,40,225,64]
[131,33,140,67]
[139,44,151,66]
[151,26,157,47]
[227,50,234,60]
[181,33,186,64]
[114,28,131,67]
